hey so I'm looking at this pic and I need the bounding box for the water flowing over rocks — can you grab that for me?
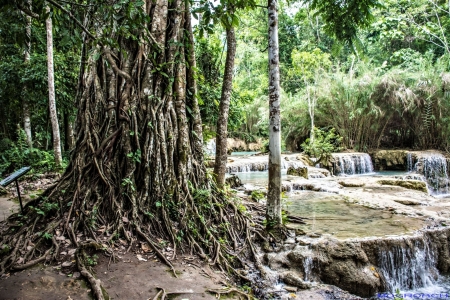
[226,154,307,173]
[260,227,450,298]
[374,150,450,195]
[330,153,374,175]
[413,151,450,195]
[282,178,342,194]
[226,150,450,298]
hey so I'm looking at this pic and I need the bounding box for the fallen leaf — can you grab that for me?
[141,243,151,252]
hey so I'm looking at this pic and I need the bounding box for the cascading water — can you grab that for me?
[407,152,414,172]
[378,237,438,292]
[226,158,305,174]
[332,153,374,175]
[411,152,450,195]
[303,255,313,282]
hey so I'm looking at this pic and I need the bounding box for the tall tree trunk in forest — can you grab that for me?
[64,112,74,151]
[306,83,316,144]
[45,5,62,166]
[0,3,258,298]
[267,0,282,228]
[22,0,32,148]
[214,26,236,188]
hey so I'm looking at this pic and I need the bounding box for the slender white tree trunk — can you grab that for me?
[307,84,316,144]
[23,0,32,147]
[266,0,282,228]
[46,5,62,166]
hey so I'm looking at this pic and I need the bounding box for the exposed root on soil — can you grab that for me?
[207,288,252,300]
[0,1,274,298]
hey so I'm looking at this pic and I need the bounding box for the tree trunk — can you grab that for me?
[267,0,282,228]
[214,26,236,188]
[22,0,32,147]
[64,112,74,151]
[46,5,62,166]
[307,84,315,144]
[0,3,258,296]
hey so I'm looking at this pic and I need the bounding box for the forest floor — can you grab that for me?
[0,176,230,300]
[0,174,361,300]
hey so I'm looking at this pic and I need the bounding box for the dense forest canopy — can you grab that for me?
[197,0,450,152]
[1,0,449,176]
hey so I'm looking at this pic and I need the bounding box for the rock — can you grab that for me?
[393,199,422,205]
[284,286,298,292]
[373,150,408,171]
[225,175,242,188]
[61,261,72,267]
[281,271,311,289]
[295,154,315,166]
[226,138,263,152]
[286,249,308,264]
[287,166,308,179]
[326,242,369,262]
[296,238,310,245]
[295,228,306,236]
[307,232,321,238]
[338,181,365,187]
[377,179,428,193]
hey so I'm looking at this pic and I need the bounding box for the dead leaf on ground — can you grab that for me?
[141,243,151,252]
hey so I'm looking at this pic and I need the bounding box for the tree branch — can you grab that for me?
[45,0,96,41]
[15,0,39,18]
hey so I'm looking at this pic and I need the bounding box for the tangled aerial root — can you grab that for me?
[0,179,272,300]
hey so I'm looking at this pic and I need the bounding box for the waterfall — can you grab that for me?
[303,255,313,282]
[407,152,414,172]
[226,158,305,173]
[332,153,374,175]
[204,139,216,155]
[378,238,438,292]
[413,152,450,195]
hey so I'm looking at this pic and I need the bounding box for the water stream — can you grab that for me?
[332,153,374,176]
[224,150,450,297]
[413,152,450,196]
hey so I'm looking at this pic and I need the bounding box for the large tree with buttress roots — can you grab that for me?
[0,1,262,299]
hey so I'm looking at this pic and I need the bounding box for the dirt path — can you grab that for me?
[0,253,228,300]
